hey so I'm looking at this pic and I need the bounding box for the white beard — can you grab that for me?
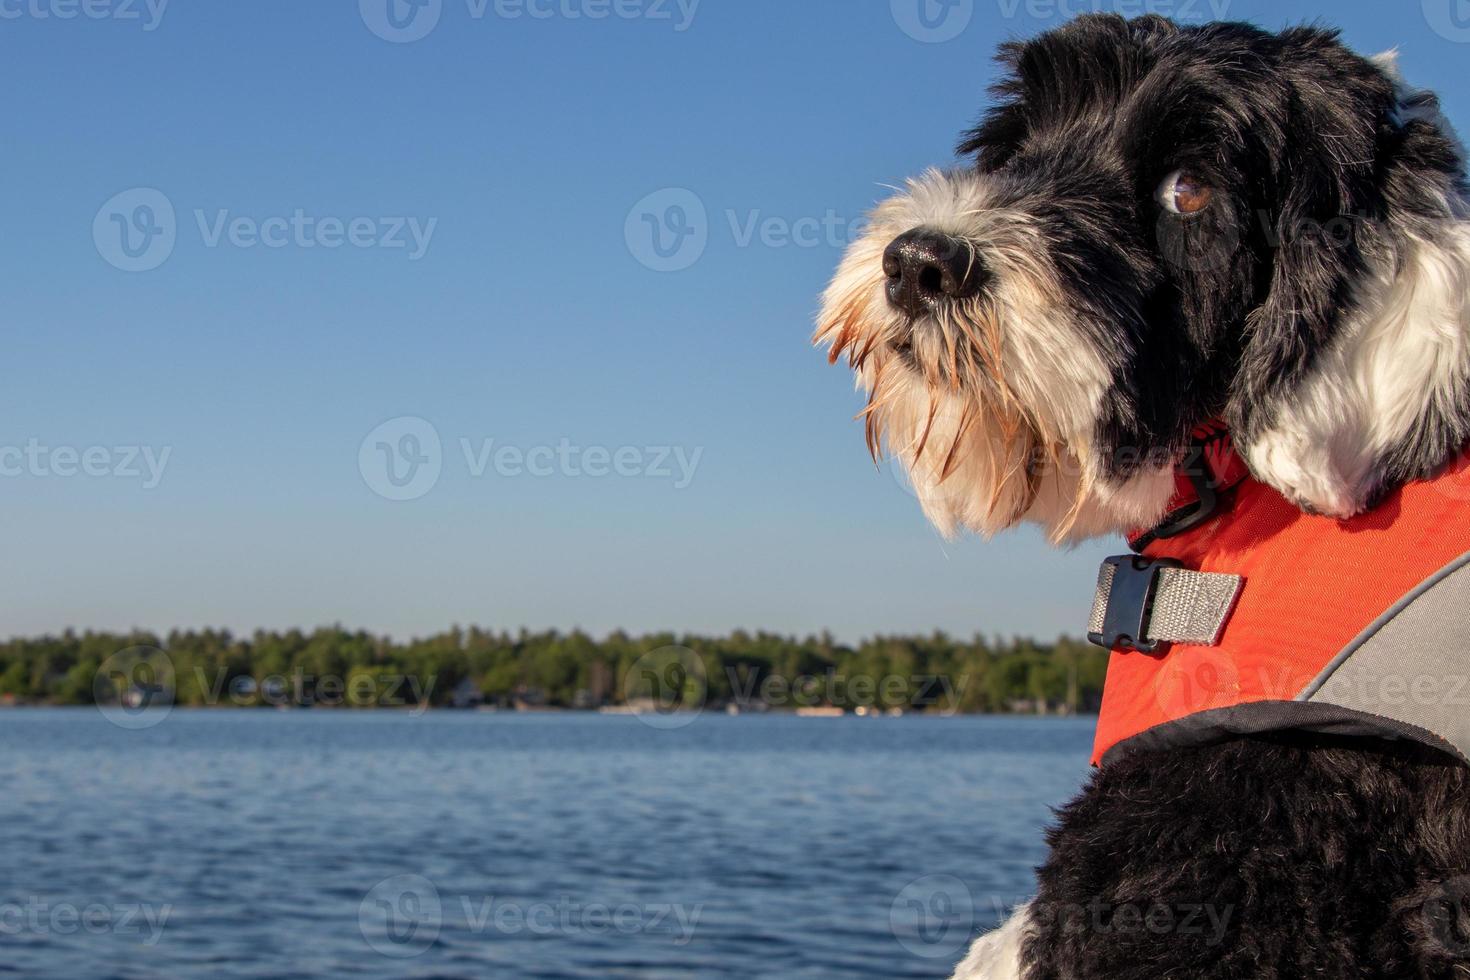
[816,169,1176,543]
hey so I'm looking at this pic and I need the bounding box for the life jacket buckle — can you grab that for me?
[1088,555,1183,654]
[1131,443,1223,553]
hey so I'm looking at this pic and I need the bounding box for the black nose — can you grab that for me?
[883,230,988,319]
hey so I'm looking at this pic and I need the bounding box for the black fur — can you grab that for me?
[957,15,1468,491]
[1022,735,1470,978]
[944,16,1470,979]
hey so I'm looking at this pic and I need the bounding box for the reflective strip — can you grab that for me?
[1300,549,1470,762]
[1089,563,1244,647]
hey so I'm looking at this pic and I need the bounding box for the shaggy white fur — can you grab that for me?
[820,65,1470,543]
[816,169,1178,544]
[1244,219,1470,515]
[948,903,1031,980]
[1244,62,1470,517]
[820,46,1470,980]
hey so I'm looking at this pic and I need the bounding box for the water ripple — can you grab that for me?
[0,710,1092,979]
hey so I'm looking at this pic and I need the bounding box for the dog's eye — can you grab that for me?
[1157,170,1214,215]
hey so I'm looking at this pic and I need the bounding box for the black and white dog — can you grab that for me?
[817,15,1470,979]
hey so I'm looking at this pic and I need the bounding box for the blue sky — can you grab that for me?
[2,0,1467,643]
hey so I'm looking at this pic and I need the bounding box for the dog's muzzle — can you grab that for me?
[882,229,990,320]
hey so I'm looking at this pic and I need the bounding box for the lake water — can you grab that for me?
[0,710,1094,979]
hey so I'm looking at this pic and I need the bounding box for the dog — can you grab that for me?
[816,15,1470,979]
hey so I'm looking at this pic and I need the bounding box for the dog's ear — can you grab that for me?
[960,15,1180,168]
[1232,36,1470,517]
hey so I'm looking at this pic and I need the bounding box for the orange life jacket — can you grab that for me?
[1090,427,1470,768]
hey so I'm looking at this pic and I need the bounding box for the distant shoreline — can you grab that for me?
[0,627,1109,717]
[0,701,1099,719]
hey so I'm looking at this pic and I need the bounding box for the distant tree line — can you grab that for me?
[0,627,1110,715]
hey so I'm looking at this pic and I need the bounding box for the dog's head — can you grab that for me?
[817,15,1470,542]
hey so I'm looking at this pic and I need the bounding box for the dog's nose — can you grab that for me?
[883,230,988,319]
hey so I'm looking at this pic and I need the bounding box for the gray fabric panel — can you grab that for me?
[1089,562,1243,646]
[1102,702,1467,768]
[1304,553,1470,762]
[1150,567,1244,646]
[1298,550,1470,700]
